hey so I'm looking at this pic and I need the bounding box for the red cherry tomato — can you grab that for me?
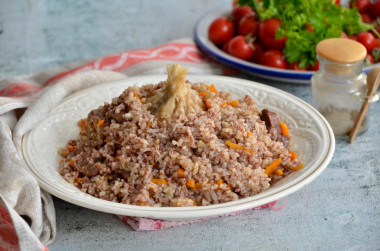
[348,35,357,41]
[238,14,260,36]
[249,43,264,63]
[208,17,235,46]
[365,53,375,64]
[361,13,374,23]
[374,38,380,48]
[350,0,370,13]
[308,60,320,71]
[222,38,233,53]
[369,0,380,18]
[259,49,287,69]
[228,35,255,60]
[288,62,306,71]
[372,39,380,62]
[232,6,254,25]
[259,18,287,49]
[357,32,376,52]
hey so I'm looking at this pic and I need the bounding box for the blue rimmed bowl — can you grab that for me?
[194,6,378,84]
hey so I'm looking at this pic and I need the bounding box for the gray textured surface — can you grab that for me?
[1,1,379,250]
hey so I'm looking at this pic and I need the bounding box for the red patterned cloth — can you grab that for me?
[118,200,286,231]
[0,40,226,98]
[0,203,19,251]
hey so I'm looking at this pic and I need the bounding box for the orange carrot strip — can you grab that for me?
[79,118,87,131]
[247,132,254,136]
[66,145,75,152]
[198,91,209,98]
[151,178,168,185]
[275,169,284,176]
[191,199,197,206]
[187,179,196,189]
[227,184,232,191]
[291,163,305,171]
[264,158,282,176]
[228,100,239,107]
[208,84,218,93]
[74,177,82,183]
[206,98,212,109]
[242,147,253,154]
[289,151,297,160]
[134,93,142,102]
[195,182,203,189]
[69,159,74,167]
[178,168,186,178]
[221,102,227,108]
[280,121,289,138]
[225,140,252,154]
[226,140,242,150]
[216,179,223,190]
[97,120,105,127]
[217,179,223,186]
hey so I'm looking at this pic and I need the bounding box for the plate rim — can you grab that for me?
[22,74,335,220]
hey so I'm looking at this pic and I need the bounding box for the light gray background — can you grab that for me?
[1,1,379,250]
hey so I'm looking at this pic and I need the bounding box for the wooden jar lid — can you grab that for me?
[316,38,367,63]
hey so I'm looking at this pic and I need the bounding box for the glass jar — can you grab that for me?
[311,39,368,138]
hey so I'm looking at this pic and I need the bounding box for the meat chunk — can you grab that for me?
[278,135,290,148]
[85,108,107,146]
[260,109,289,147]
[111,112,124,123]
[75,149,102,177]
[260,109,281,138]
[119,169,129,180]
[77,164,99,177]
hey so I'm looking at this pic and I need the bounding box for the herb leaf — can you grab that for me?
[238,0,376,68]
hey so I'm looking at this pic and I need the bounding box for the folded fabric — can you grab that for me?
[118,200,286,231]
[0,38,283,250]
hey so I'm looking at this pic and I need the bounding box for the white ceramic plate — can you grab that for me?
[194,6,379,84]
[22,75,335,220]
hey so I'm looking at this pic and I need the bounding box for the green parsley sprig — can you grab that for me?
[239,0,379,68]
